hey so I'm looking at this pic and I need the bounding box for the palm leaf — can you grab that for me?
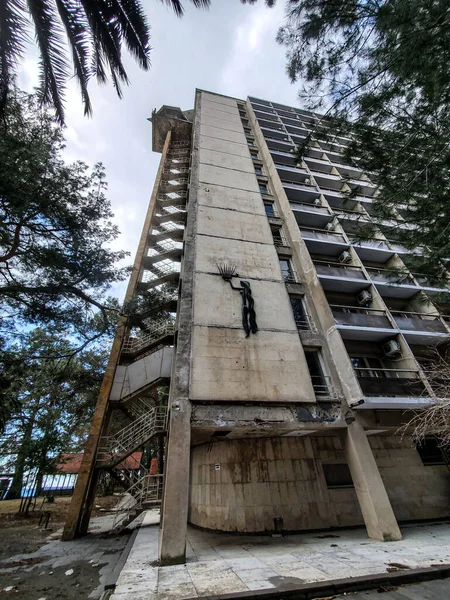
[110,0,151,70]
[160,0,211,18]
[26,0,69,124]
[78,0,128,94]
[0,0,28,111]
[54,0,92,117]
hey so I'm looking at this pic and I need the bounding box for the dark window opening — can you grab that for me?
[255,167,262,176]
[211,430,232,438]
[259,183,268,194]
[416,436,447,466]
[264,203,275,217]
[279,258,294,282]
[323,463,354,488]
[290,297,309,330]
[305,350,329,396]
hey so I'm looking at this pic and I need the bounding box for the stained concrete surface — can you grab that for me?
[0,515,130,600]
[111,512,450,600]
[336,578,450,599]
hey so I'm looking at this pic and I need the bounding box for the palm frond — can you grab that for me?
[26,0,69,124]
[0,0,28,112]
[240,0,276,6]
[110,0,151,70]
[160,0,211,18]
[79,0,128,94]
[54,0,92,117]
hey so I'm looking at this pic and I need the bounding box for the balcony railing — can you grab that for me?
[330,305,392,329]
[294,314,313,331]
[311,375,336,398]
[366,267,416,286]
[313,260,367,280]
[300,226,346,244]
[391,311,449,334]
[282,268,299,284]
[354,368,426,397]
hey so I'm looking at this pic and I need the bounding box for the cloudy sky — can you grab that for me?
[18,0,302,300]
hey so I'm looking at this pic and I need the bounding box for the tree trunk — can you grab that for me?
[5,418,35,500]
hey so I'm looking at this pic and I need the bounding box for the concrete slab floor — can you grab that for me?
[111,514,450,600]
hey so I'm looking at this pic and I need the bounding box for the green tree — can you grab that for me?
[277,0,450,282]
[0,88,130,429]
[2,328,105,500]
[0,89,127,342]
[0,0,211,123]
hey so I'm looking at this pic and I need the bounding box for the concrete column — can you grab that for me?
[345,420,402,541]
[159,402,191,564]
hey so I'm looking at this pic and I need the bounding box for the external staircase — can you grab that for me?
[99,140,191,535]
[111,474,164,533]
[97,403,167,468]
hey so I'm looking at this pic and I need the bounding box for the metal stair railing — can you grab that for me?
[162,167,189,176]
[141,261,180,282]
[99,406,167,462]
[155,205,187,217]
[148,240,182,258]
[122,320,175,355]
[112,474,164,530]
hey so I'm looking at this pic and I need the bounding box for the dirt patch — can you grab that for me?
[0,527,50,561]
[0,496,120,531]
[0,561,105,600]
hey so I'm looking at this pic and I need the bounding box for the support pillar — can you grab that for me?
[159,401,191,565]
[345,420,402,541]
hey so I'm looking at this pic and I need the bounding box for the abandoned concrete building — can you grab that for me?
[63,90,450,565]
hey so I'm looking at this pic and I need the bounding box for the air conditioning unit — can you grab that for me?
[339,250,352,264]
[357,290,372,306]
[313,198,322,207]
[325,222,334,231]
[383,340,402,358]
[304,178,311,185]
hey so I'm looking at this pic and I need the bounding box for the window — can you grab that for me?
[322,464,354,488]
[255,167,262,176]
[350,356,386,378]
[250,150,258,159]
[264,203,275,217]
[279,259,294,282]
[259,183,268,194]
[304,350,329,396]
[290,297,309,330]
[416,437,447,466]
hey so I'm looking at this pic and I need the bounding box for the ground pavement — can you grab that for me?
[111,513,450,600]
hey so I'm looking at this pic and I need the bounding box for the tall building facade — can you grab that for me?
[64,90,450,565]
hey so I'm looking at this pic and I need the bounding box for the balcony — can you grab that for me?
[291,202,332,228]
[265,137,293,153]
[275,164,310,184]
[331,306,394,341]
[270,149,296,167]
[354,368,427,407]
[391,311,450,344]
[283,181,319,203]
[366,267,419,298]
[300,226,348,256]
[313,260,368,292]
[351,238,395,263]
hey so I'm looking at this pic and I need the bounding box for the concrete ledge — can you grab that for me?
[199,565,450,600]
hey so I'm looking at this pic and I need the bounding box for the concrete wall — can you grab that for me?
[189,435,450,533]
[190,91,315,404]
[370,436,450,521]
[189,436,363,532]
